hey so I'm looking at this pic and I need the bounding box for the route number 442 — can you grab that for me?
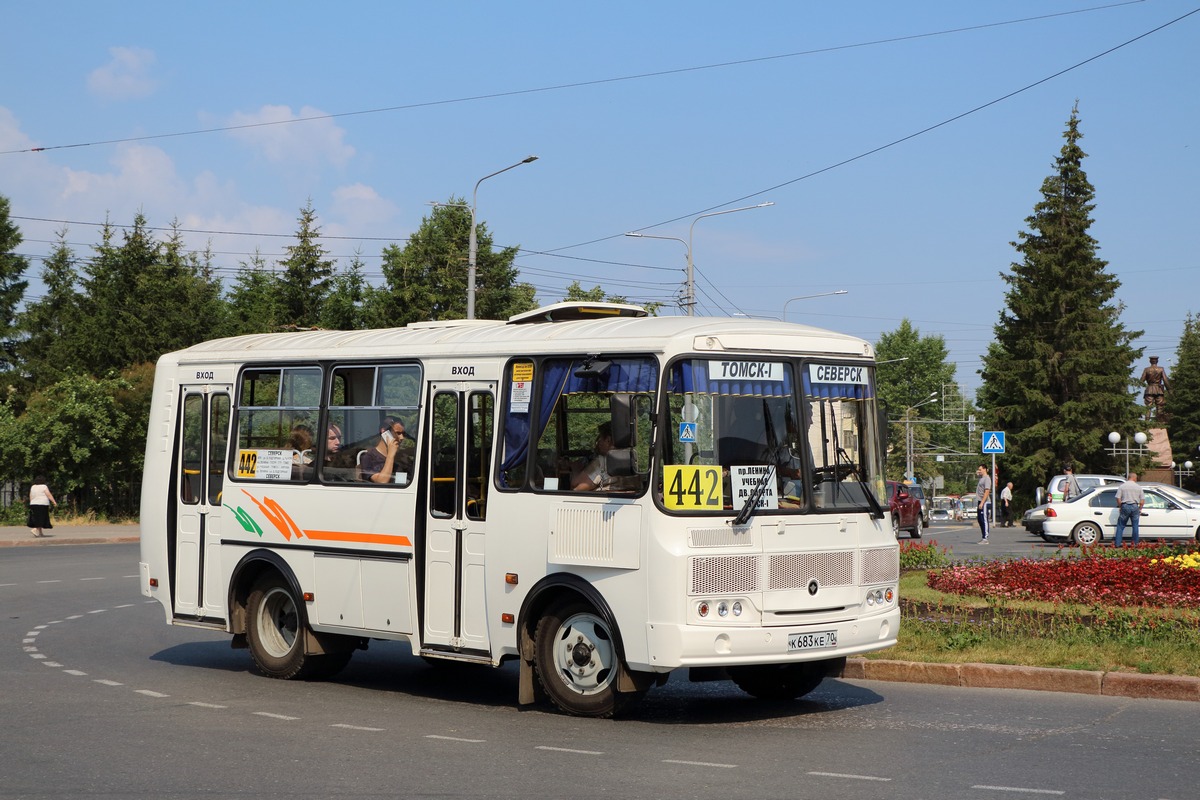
[663,465,723,510]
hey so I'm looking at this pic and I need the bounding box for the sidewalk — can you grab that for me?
[0,522,140,547]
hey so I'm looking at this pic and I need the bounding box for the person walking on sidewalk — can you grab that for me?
[27,476,57,538]
[975,465,992,543]
[1000,481,1014,527]
[1113,472,1145,547]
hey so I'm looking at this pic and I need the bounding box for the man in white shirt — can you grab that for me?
[1000,481,1014,527]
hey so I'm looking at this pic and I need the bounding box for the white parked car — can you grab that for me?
[1041,485,1200,546]
[1036,473,1124,505]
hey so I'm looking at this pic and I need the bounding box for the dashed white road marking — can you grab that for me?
[0,583,17,587]
[113,603,135,608]
[81,577,105,582]
[662,759,737,769]
[63,669,87,676]
[971,786,1065,795]
[332,723,385,731]
[808,771,892,782]
[188,702,227,709]
[30,654,46,660]
[425,735,485,743]
[36,580,62,584]
[65,615,82,620]
[136,690,169,698]
[94,679,123,686]
[254,712,300,721]
[536,746,603,755]
[87,609,106,614]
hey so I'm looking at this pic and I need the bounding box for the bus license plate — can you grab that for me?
[788,630,837,651]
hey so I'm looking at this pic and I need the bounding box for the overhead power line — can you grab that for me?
[0,2,1146,157]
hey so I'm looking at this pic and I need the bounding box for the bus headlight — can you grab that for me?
[732,601,743,617]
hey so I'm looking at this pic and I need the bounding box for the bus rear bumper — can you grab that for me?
[640,607,899,670]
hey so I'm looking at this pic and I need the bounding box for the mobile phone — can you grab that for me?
[382,430,395,444]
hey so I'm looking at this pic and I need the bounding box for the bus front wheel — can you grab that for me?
[534,599,634,717]
[246,573,350,680]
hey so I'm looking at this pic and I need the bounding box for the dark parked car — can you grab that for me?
[905,483,931,528]
[887,480,922,539]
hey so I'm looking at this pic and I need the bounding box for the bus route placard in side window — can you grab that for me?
[237,448,292,480]
[662,465,723,510]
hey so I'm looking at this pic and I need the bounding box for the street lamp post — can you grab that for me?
[904,391,939,480]
[1107,430,1148,475]
[1172,460,1194,487]
[467,156,538,320]
[685,203,773,316]
[782,291,848,320]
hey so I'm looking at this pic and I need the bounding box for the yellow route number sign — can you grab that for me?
[662,465,723,510]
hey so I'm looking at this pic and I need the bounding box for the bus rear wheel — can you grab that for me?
[728,661,829,701]
[534,599,635,718]
[246,573,350,680]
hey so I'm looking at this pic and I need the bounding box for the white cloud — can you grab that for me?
[328,183,400,232]
[86,47,160,100]
[225,105,355,168]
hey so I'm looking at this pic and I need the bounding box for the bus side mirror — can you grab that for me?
[610,394,634,449]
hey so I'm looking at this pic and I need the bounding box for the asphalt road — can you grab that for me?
[903,515,1068,560]
[3,542,1198,800]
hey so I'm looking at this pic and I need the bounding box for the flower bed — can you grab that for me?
[927,551,1200,607]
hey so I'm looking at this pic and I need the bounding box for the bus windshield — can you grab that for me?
[662,358,883,515]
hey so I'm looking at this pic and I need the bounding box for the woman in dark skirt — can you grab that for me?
[27,475,57,538]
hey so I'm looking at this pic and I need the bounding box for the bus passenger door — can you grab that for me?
[422,382,495,656]
[173,386,232,621]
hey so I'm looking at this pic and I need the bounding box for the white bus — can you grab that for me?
[140,302,898,717]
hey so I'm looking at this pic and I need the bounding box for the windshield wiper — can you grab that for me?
[732,399,783,527]
[829,410,884,518]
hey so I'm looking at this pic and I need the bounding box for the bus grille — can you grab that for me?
[688,527,753,548]
[689,550,865,594]
[860,547,900,584]
[690,555,759,594]
[768,551,853,590]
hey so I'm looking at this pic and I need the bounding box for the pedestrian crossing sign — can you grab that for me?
[678,422,697,443]
[982,431,1005,454]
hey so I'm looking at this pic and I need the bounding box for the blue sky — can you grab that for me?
[2,1,1197,394]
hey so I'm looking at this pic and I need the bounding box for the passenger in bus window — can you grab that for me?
[572,422,638,492]
[288,424,314,466]
[324,423,343,463]
[359,416,414,484]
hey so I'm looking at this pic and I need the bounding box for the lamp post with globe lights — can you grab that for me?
[1107,431,1147,476]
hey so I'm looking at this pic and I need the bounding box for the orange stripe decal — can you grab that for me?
[303,530,413,547]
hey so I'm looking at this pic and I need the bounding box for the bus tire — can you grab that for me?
[533,599,633,718]
[246,573,349,680]
[728,662,827,701]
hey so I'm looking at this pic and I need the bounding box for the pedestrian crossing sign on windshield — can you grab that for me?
[982,431,1005,454]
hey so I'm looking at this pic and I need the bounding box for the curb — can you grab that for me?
[844,658,1200,703]
[0,536,140,548]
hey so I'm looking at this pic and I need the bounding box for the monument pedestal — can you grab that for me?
[1143,427,1173,484]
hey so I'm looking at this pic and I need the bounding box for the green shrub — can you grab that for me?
[899,539,952,570]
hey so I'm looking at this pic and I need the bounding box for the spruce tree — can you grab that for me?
[1165,313,1200,489]
[276,201,334,329]
[0,195,31,370]
[978,104,1142,497]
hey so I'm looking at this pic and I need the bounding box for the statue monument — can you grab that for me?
[1140,356,1169,420]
